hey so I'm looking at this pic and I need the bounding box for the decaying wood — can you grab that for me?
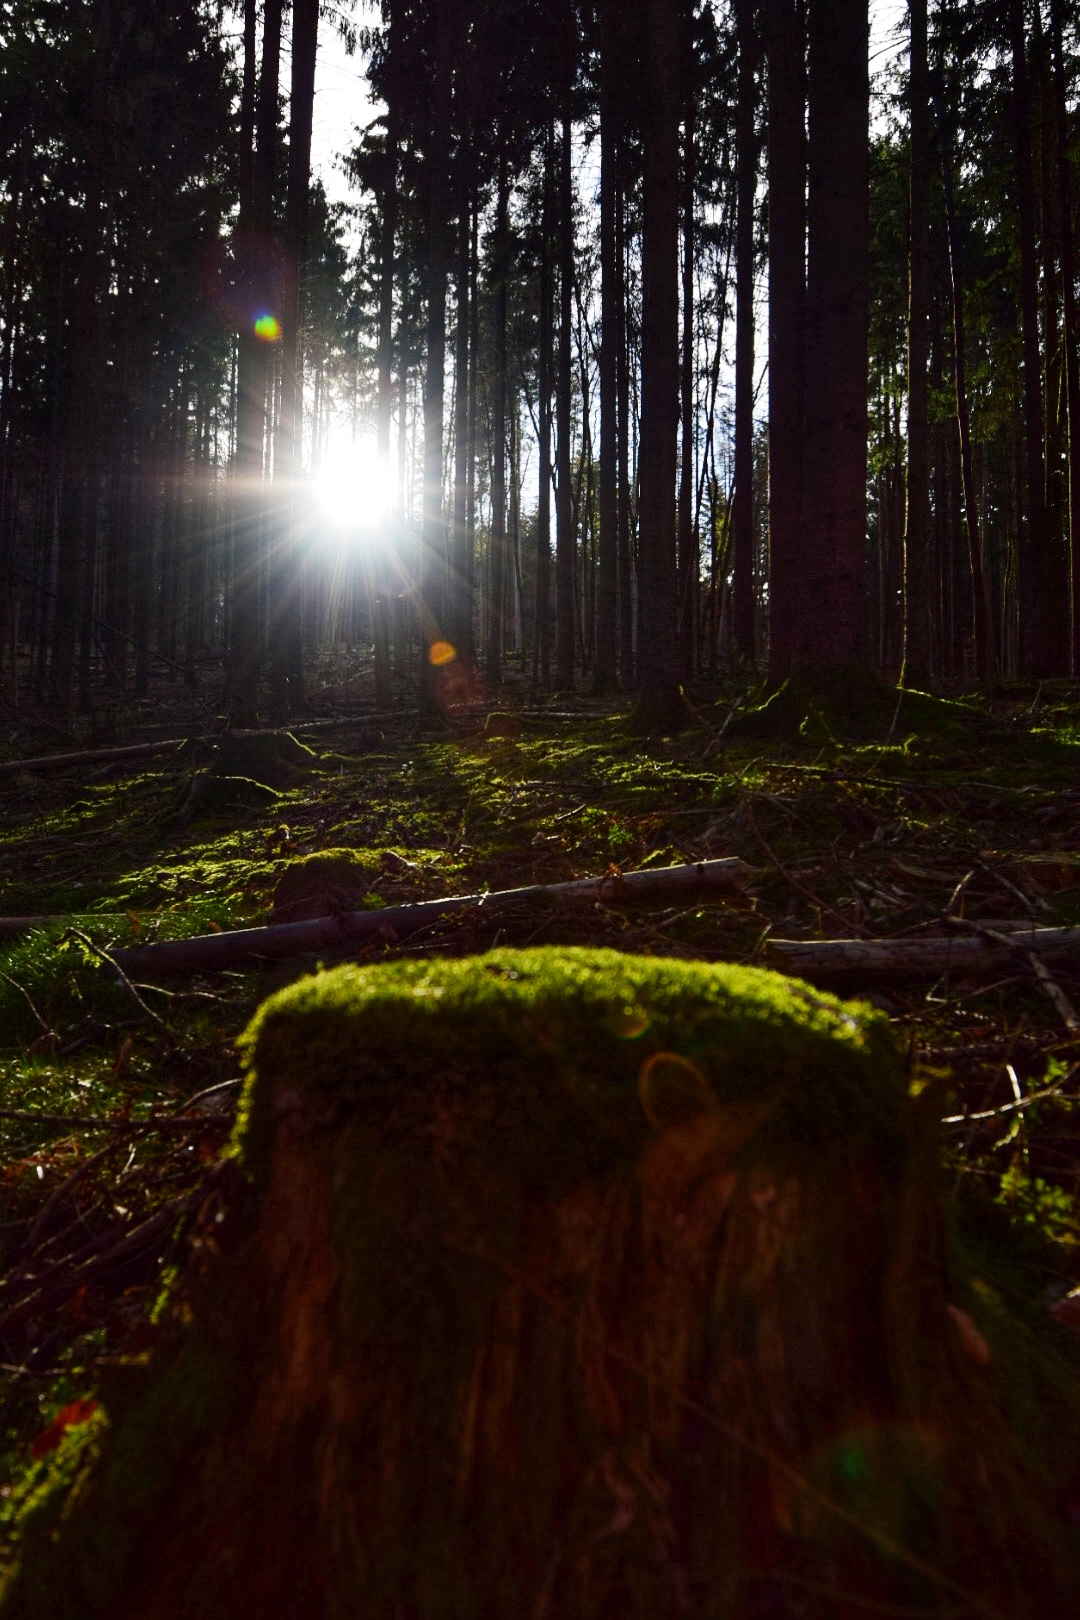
[0,737,189,779]
[111,859,753,977]
[764,923,1080,984]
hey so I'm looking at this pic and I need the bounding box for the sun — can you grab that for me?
[314,436,395,533]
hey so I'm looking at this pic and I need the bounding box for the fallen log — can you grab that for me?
[111,858,753,977]
[764,923,1080,984]
[0,737,189,780]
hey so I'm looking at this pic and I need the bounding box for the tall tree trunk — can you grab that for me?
[466,202,480,674]
[487,150,509,686]
[1049,0,1080,673]
[1010,0,1062,674]
[555,97,576,690]
[795,0,870,671]
[49,0,110,718]
[535,124,554,687]
[903,0,932,684]
[269,0,319,723]
[594,0,619,693]
[230,0,281,725]
[373,11,399,706]
[677,56,697,678]
[616,141,635,684]
[451,191,474,672]
[938,85,994,679]
[764,0,806,682]
[635,0,685,730]
[732,0,757,660]
[419,0,453,714]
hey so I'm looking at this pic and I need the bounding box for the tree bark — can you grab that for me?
[594,0,619,693]
[635,0,686,731]
[535,125,554,687]
[555,100,576,690]
[229,0,282,726]
[418,0,453,714]
[937,84,994,680]
[732,0,757,661]
[49,0,111,719]
[486,151,509,686]
[451,193,475,672]
[373,15,399,707]
[1048,0,1080,674]
[795,0,870,671]
[903,0,932,684]
[616,141,635,685]
[1010,0,1061,675]
[111,859,753,977]
[764,0,806,682]
[677,49,697,679]
[269,0,319,724]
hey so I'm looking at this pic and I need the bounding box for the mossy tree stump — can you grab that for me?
[4,949,1079,1617]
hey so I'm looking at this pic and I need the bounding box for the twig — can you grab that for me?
[0,1107,225,1132]
[64,927,167,1033]
[976,857,1042,919]
[948,918,1080,1032]
[940,1067,1076,1127]
[0,1201,189,1337]
[0,968,51,1034]
[944,870,975,918]
[18,1138,128,1264]
[744,796,866,937]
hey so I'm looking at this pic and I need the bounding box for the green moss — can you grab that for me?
[234,946,905,1191]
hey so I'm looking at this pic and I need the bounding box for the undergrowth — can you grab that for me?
[1,664,1079,1564]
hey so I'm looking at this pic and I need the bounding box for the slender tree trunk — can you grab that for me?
[635,0,685,730]
[1048,0,1080,673]
[903,0,932,684]
[419,0,453,714]
[535,125,554,687]
[795,0,870,671]
[487,150,509,686]
[1010,0,1061,674]
[373,14,399,706]
[230,0,281,725]
[594,0,619,692]
[938,89,994,680]
[677,60,697,677]
[764,0,806,682]
[732,0,757,660]
[49,0,110,718]
[555,98,576,690]
[466,205,479,676]
[451,192,475,672]
[616,143,634,684]
[269,0,319,723]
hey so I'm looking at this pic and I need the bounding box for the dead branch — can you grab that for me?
[764,924,1080,985]
[948,918,1080,1032]
[0,1107,228,1132]
[0,737,189,779]
[111,859,753,978]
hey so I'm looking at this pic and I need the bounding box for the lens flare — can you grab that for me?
[254,313,281,342]
[428,640,456,667]
[315,436,395,532]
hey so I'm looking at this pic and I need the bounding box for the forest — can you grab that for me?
[2,0,1080,1614]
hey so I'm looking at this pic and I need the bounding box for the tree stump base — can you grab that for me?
[4,949,1079,1617]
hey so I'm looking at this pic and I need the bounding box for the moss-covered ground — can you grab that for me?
[1,663,1080,1573]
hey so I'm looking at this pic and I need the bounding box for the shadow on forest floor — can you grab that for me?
[1,659,1079,1579]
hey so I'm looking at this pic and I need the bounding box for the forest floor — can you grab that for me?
[1,656,1080,1532]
